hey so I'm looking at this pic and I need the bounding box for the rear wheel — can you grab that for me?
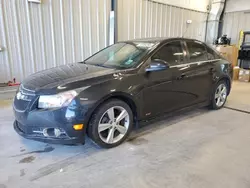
[87,99,133,148]
[210,80,228,109]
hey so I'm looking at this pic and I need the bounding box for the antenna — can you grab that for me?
[182,20,192,38]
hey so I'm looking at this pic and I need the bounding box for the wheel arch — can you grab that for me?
[85,92,140,130]
[210,76,231,102]
[217,76,231,95]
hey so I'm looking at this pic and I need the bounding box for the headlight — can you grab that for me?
[38,90,78,109]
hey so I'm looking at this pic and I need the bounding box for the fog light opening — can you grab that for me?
[42,128,66,138]
[43,128,52,137]
[54,128,62,137]
[43,128,49,137]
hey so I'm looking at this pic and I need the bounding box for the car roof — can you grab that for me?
[123,37,200,44]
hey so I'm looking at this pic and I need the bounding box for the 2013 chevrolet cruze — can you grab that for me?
[13,38,232,148]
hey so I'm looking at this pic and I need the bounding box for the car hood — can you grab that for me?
[22,63,117,91]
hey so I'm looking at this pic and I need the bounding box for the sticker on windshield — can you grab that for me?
[125,59,134,65]
[135,43,155,49]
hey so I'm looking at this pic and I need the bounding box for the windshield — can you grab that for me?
[85,42,157,69]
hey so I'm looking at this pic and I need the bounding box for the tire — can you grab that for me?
[210,80,228,110]
[87,99,133,148]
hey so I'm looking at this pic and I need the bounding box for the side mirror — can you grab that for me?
[146,59,169,72]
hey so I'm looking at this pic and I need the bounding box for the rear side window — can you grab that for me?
[186,41,208,62]
[206,46,221,60]
[152,41,185,66]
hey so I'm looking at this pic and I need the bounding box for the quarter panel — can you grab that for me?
[212,60,232,82]
[212,60,232,91]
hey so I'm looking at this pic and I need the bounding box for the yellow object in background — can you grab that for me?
[233,66,240,80]
[238,30,244,49]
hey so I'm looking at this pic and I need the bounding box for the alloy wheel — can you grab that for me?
[214,83,227,107]
[98,106,130,144]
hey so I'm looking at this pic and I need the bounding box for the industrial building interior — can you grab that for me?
[1,0,250,187]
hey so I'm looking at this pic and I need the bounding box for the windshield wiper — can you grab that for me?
[79,61,89,69]
[91,64,113,69]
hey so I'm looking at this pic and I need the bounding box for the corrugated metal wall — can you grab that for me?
[222,11,250,45]
[117,0,208,42]
[0,0,111,83]
[152,0,210,12]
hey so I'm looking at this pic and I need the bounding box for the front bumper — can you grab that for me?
[12,96,92,145]
[14,121,84,145]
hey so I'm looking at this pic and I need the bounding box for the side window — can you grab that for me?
[152,41,184,66]
[186,41,208,62]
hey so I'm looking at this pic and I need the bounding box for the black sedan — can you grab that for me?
[13,38,232,148]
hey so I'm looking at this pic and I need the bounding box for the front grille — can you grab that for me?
[17,123,70,139]
[16,122,28,134]
[14,85,36,111]
[16,123,42,136]
[31,127,44,137]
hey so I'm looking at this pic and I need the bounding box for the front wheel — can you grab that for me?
[210,80,228,110]
[87,99,133,148]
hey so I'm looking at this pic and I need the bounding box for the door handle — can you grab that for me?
[177,73,186,80]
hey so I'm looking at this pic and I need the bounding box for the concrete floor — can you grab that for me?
[0,82,250,188]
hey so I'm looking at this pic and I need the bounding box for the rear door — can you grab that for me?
[183,40,214,103]
[168,41,202,108]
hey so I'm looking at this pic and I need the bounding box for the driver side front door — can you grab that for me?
[141,41,187,118]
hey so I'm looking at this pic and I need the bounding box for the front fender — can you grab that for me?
[77,81,142,126]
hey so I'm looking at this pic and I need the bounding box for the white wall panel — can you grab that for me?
[117,0,207,42]
[152,0,210,12]
[225,0,250,13]
[222,12,250,45]
[222,0,249,45]
[0,0,111,83]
